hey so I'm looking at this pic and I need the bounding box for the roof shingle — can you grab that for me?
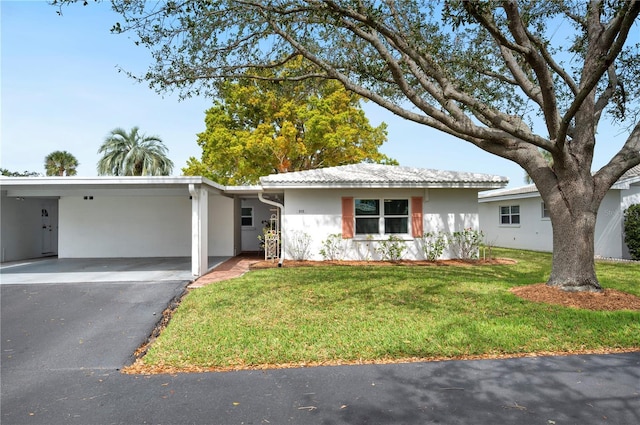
[260,164,508,189]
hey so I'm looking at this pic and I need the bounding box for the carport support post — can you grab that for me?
[189,184,208,277]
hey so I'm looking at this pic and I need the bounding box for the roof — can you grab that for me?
[260,164,508,190]
[478,184,539,201]
[0,164,510,195]
[620,164,640,180]
[0,176,226,197]
[479,164,640,201]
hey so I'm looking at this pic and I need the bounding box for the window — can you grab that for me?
[384,199,409,234]
[355,199,380,234]
[500,205,520,225]
[541,202,550,219]
[241,207,253,227]
[355,199,408,235]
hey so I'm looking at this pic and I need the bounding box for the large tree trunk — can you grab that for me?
[547,206,602,292]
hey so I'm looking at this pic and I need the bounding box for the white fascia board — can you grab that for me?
[199,177,226,192]
[1,175,202,184]
[222,185,264,195]
[0,176,226,196]
[478,191,542,203]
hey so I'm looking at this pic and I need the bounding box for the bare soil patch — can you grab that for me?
[511,284,640,311]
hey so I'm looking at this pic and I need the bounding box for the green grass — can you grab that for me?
[142,248,640,370]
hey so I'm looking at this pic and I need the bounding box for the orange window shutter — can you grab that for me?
[411,197,423,237]
[342,197,354,238]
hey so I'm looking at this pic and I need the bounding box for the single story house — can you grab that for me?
[260,164,507,261]
[478,165,640,259]
[1,164,507,276]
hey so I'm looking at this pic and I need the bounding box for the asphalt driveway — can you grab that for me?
[1,260,639,424]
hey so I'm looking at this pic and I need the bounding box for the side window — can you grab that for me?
[241,207,253,227]
[541,202,550,219]
[355,199,380,234]
[500,205,520,225]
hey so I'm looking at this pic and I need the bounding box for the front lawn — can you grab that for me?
[134,249,640,372]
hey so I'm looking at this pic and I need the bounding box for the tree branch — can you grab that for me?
[593,121,640,193]
[501,1,561,140]
[593,65,619,124]
[557,0,640,148]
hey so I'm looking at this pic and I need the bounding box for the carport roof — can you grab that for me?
[1,176,226,197]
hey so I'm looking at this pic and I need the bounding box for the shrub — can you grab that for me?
[449,228,483,260]
[319,233,345,260]
[624,204,640,260]
[376,235,406,261]
[481,236,498,260]
[286,231,312,260]
[418,231,448,261]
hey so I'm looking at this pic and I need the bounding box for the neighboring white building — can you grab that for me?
[1,164,507,275]
[478,165,640,259]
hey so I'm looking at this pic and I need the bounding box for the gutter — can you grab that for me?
[258,192,285,267]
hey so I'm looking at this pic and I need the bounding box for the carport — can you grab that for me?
[1,176,237,277]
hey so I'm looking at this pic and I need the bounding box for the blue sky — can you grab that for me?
[1,1,631,187]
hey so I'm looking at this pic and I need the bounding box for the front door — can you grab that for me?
[41,208,53,254]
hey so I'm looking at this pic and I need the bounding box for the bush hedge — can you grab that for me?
[623,204,640,260]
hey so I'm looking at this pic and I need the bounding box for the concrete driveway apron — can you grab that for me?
[0,257,199,284]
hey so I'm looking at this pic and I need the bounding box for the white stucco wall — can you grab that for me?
[1,196,58,262]
[282,188,481,261]
[207,193,236,256]
[423,189,480,234]
[59,195,192,258]
[595,190,624,258]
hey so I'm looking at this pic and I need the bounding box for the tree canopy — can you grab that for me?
[45,150,79,176]
[183,63,394,184]
[1,168,41,177]
[55,0,640,292]
[97,126,174,176]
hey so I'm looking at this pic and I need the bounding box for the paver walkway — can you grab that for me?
[188,254,263,288]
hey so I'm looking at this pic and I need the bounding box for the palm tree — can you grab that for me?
[44,150,79,176]
[97,127,174,176]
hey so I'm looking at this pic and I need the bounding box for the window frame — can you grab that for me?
[241,206,254,227]
[354,198,410,236]
[499,205,521,226]
[541,202,550,220]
